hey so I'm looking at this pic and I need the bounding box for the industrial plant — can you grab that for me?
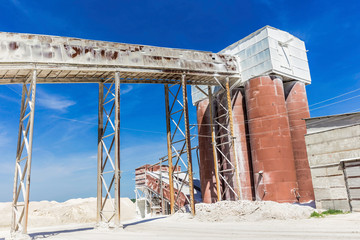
[0,25,359,239]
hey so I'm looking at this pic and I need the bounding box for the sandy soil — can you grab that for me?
[180,200,315,222]
[1,199,359,239]
[0,198,136,229]
[0,213,359,240]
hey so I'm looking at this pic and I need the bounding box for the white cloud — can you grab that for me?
[120,85,133,95]
[10,0,30,16]
[0,127,10,146]
[36,89,76,112]
[0,93,19,103]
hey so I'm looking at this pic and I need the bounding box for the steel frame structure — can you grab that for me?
[197,79,242,201]
[164,75,196,215]
[10,70,37,235]
[7,74,241,237]
[97,72,121,227]
[134,167,170,217]
[0,31,242,238]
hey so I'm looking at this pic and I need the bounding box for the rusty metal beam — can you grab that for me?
[225,78,242,199]
[164,84,175,214]
[0,32,240,85]
[181,75,195,216]
[208,86,221,201]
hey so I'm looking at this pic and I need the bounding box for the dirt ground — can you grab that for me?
[1,213,359,240]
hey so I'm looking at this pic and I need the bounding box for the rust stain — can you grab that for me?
[9,42,19,50]
[84,47,92,54]
[152,56,162,61]
[44,52,53,58]
[71,46,82,58]
[106,51,119,60]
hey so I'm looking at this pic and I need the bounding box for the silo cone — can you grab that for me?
[245,75,299,203]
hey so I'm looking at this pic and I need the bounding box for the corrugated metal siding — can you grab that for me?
[220,26,311,84]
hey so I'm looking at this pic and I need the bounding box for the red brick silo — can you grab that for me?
[196,99,217,203]
[232,88,254,200]
[245,76,299,203]
[285,81,315,202]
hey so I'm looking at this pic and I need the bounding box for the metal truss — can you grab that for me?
[134,165,170,217]
[97,72,121,227]
[135,187,170,216]
[164,75,196,215]
[200,78,242,201]
[10,70,37,235]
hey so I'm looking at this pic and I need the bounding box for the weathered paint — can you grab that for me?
[285,81,314,203]
[196,99,218,203]
[135,165,188,207]
[245,76,298,203]
[0,32,240,85]
[232,88,253,200]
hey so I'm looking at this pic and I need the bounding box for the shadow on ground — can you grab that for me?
[29,227,93,239]
[123,216,167,228]
[4,217,168,239]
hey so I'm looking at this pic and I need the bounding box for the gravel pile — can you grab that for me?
[173,200,314,222]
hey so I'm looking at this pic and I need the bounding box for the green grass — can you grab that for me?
[310,209,347,218]
[322,209,344,215]
[310,211,323,218]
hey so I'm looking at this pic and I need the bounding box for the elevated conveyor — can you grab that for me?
[0,32,240,85]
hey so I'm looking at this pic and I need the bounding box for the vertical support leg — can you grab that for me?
[159,158,165,215]
[164,84,175,214]
[208,86,221,202]
[97,72,122,228]
[97,82,104,223]
[181,75,195,216]
[114,72,121,226]
[11,70,37,235]
[225,78,242,199]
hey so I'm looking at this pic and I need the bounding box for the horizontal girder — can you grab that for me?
[0,32,240,85]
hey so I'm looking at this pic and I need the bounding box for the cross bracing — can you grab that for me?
[0,32,242,237]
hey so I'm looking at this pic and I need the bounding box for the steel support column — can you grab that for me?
[97,82,103,223]
[11,70,37,235]
[225,78,242,199]
[208,86,221,201]
[204,77,242,201]
[114,72,121,226]
[164,84,175,214]
[97,72,121,227]
[181,75,195,215]
[164,78,196,215]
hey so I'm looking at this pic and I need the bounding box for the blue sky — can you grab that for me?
[0,0,359,202]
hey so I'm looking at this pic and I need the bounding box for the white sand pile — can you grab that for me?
[173,200,314,222]
[0,197,136,229]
